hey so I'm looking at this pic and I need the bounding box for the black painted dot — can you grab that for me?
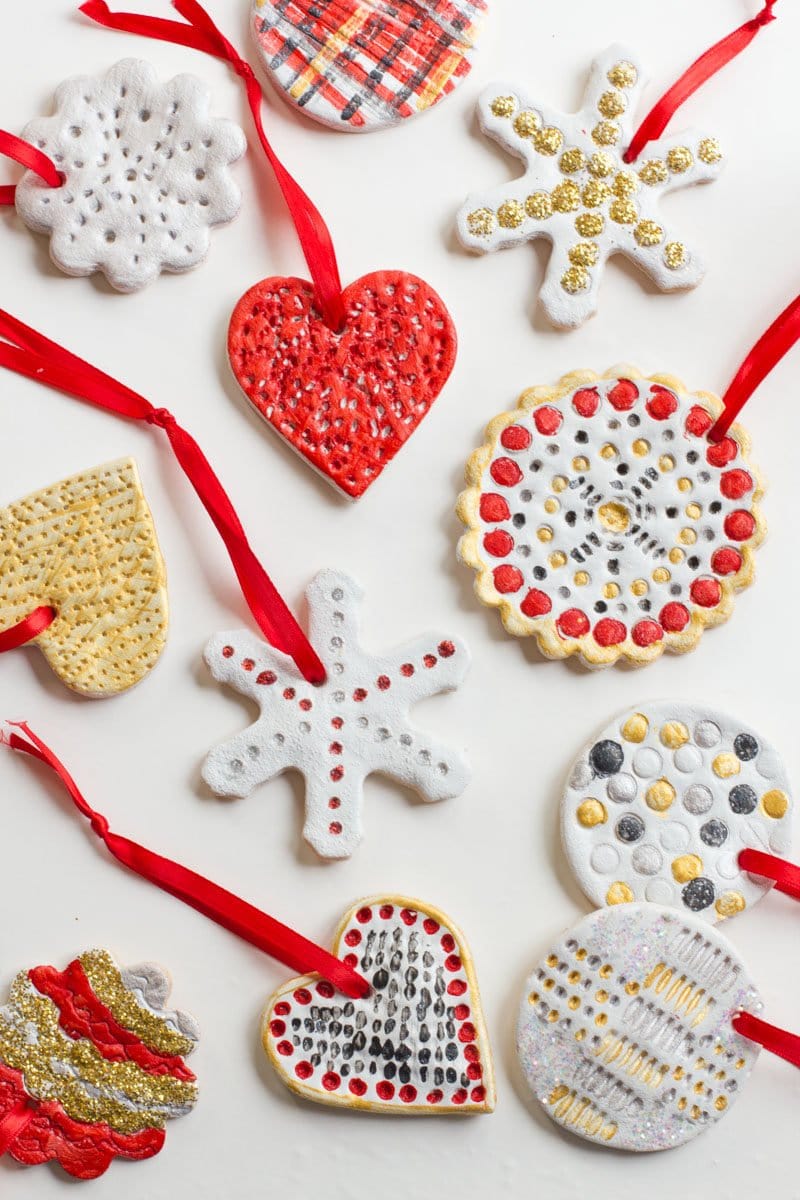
[687,450,699,464]
[530,460,542,472]
[594,601,608,613]
[687,556,700,569]
[575,430,589,443]
[590,740,624,776]
[729,784,757,815]
[734,733,759,762]
[682,877,715,911]
[710,501,722,514]
[700,819,729,847]
[533,566,546,580]
[627,413,640,427]
[565,511,577,526]
[512,513,526,528]
[372,968,389,990]
[616,813,645,843]
[666,506,678,518]
[608,559,619,575]
[616,463,629,476]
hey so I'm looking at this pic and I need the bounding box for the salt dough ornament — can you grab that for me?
[457,368,763,667]
[250,0,488,132]
[563,702,793,922]
[517,904,760,1151]
[15,58,245,291]
[263,895,495,1112]
[457,46,722,328]
[228,270,457,498]
[0,949,198,1179]
[202,569,470,858]
[1,457,168,696]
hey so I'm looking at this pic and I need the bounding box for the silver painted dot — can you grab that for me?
[683,783,713,815]
[332,588,344,601]
[299,721,311,734]
[632,747,662,778]
[570,760,594,789]
[607,772,637,804]
[694,720,721,748]
[632,844,663,876]
[674,744,702,773]
[590,843,620,874]
[756,747,782,779]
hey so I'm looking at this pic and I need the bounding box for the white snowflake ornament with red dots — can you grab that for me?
[202,570,470,857]
[457,368,764,667]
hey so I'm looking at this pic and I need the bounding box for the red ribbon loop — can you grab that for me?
[732,1010,800,1070]
[79,0,345,329]
[624,1,779,163]
[0,606,57,653]
[0,308,325,685]
[0,130,62,207]
[0,1098,35,1157]
[738,847,800,902]
[5,723,370,1000]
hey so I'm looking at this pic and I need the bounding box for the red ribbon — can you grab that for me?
[624,1,778,164]
[732,1011,800,1070]
[0,309,325,685]
[79,0,345,330]
[739,847,800,902]
[5,723,370,1000]
[0,1099,35,1157]
[0,130,62,207]
[709,294,800,442]
[0,607,57,653]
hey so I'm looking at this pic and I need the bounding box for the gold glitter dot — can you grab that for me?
[544,497,559,514]
[575,213,605,237]
[595,988,609,1003]
[575,1028,586,1042]
[606,881,634,905]
[715,1095,729,1112]
[588,151,615,178]
[577,798,607,827]
[599,442,617,459]
[625,981,640,995]
[632,438,650,456]
[669,548,684,564]
[607,61,638,89]
[537,525,554,542]
[639,159,668,186]
[630,580,648,598]
[660,721,689,749]
[497,200,525,229]
[686,502,702,520]
[513,109,540,137]
[543,978,554,990]
[562,265,589,293]
[713,753,740,779]
[599,964,612,979]
[698,137,722,165]
[603,582,620,599]
[679,527,697,545]
[528,990,540,1005]
[569,242,599,267]
[549,550,567,568]
[664,241,687,269]
[547,1009,558,1023]
[612,171,639,197]
[592,120,620,146]
[567,970,580,985]
[466,208,496,237]
[595,1012,608,1027]
[598,501,629,532]
[534,126,564,155]
[635,220,664,247]
[652,567,671,584]
[552,475,568,493]
[560,147,586,173]
[622,712,649,742]
[609,198,637,224]
[598,90,626,118]
[716,892,746,919]
[568,995,580,1010]
[490,95,516,118]
[678,476,693,492]
[574,571,590,586]
[667,146,693,174]
[526,191,553,220]
[572,456,589,472]
[552,180,582,213]
[761,789,789,819]
[658,454,675,472]
[647,779,676,812]
[672,854,702,883]
[582,180,611,208]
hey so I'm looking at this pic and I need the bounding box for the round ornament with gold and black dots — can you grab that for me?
[561,702,792,922]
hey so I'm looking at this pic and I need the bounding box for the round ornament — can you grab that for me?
[562,702,793,921]
[457,368,764,667]
[517,904,761,1151]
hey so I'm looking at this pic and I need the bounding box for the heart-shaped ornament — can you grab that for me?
[262,896,495,1113]
[228,271,457,499]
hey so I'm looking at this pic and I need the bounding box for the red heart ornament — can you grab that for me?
[227,271,457,498]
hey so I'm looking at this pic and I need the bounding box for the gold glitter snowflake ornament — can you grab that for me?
[457,47,723,328]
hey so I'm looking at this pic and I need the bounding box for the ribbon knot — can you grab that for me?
[89,812,111,838]
[146,406,177,430]
[753,1,777,27]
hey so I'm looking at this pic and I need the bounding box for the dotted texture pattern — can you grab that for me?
[0,457,168,697]
[517,905,761,1152]
[263,896,495,1112]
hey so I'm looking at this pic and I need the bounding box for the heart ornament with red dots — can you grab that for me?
[262,896,496,1113]
[457,366,764,667]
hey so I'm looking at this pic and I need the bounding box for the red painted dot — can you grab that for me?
[490,457,523,487]
[724,509,756,541]
[660,602,691,632]
[479,493,511,523]
[293,988,312,1005]
[344,929,362,946]
[257,670,276,685]
[690,577,722,608]
[685,405,713,436]
[458,1022,476,1043]
[330,766,344,782]
[283,687,295,700]
[299,698,312,711]
[447,979,467,996]
[720,468,753,499]
[379,904,395,919]
[400,908,417,926]
[348,1078,367,1096]
[557,608,590,639]
[427,1089,443,1105]
[401,663,415,676]
[454,1004,470,1021]
[572,387,600,417]
[521,588,552,618]
[276,1040,293,1056]
[399,1085,418,1104]
[377,675,391,690]
[711,546,743,576]
[423,654,437,668]
[328,796,341,809]
[329,741,343,755]
[242,658,255,671]
[295,1061,313,1080]
[467,1061,483,1081]
[376,1081,395,1101]
[441,933,456,953]
[445,954,463,972]
[331,717,343,729]
[471,1086,486,1104]
[316,981,334,998]
[500,424,532,451]
[329,821,342,835]
[356,907,372,924]
[222,645,234,658]
[632,620,663,647]
[269,1019,286,1037]
[533,405,563,435]
[707,436,738,467]
[438,640,455,658]
[607,379,639,411]
[593,618,626,647]
[343,953,358,967]
[321,1072,341,1091]
[464,1045,480,1062]
[353,687,367,701]
[273,1001,290,1016]
[646,385,678,420]
[452,1089,468,1105]
[493,564,524,593]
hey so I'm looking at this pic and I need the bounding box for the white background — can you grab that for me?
[1,0,799,1195]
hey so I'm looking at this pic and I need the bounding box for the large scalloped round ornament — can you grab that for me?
[457,368,764,667]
